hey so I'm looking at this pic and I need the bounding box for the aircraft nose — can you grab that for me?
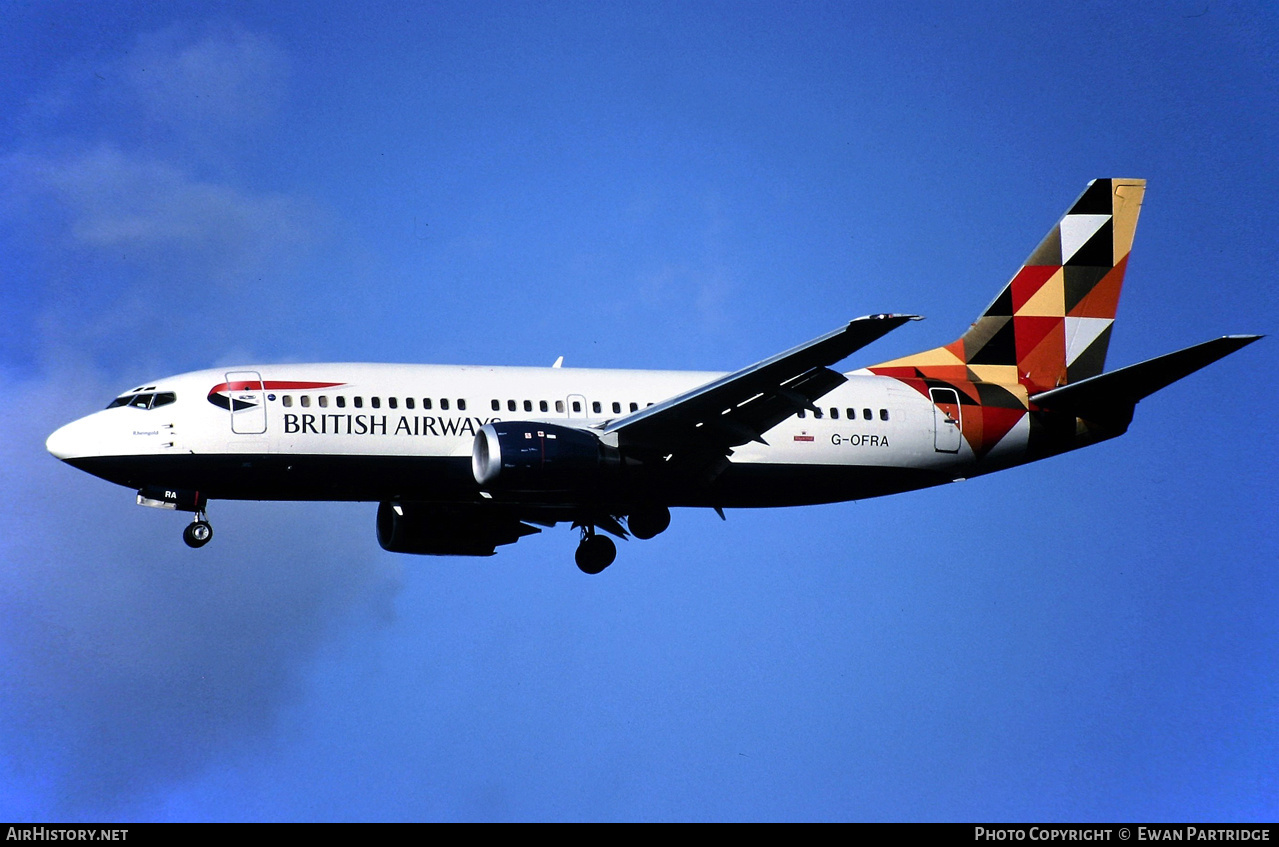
[46,418,94,460]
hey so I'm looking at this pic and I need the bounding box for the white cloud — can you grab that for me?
[9,145,323,288]
[0,22,333,374]
[0,23,381,818]
[0,368,401,818]
[124,24,290,139]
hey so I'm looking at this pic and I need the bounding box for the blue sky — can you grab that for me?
[1,0,1275,821]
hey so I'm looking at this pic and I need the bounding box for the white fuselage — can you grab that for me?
[47,362,1012,511]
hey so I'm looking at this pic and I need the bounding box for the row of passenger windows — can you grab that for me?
[490,399,652,414]
[271,393,888,422]
[274,394,654,416]
[278,395,465,411]
[798,407,891,421]
[105,385,898,422]
[498,398,558,413]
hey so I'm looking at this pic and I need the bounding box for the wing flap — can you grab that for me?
[606,313,920,455]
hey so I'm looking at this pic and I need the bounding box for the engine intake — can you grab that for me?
[472,422,620,491]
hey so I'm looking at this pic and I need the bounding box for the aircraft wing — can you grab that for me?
[602,314,920,458]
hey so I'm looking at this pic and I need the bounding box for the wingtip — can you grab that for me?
[852,313,924,324]
[1218,334,1264,350]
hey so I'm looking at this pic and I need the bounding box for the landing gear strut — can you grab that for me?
[183,511,213,548]
[575,527,616,574]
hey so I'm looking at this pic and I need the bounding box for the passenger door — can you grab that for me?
[930,387,962,453]
[225,371,267,435]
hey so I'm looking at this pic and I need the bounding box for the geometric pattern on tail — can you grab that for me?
[867,179,1146,457]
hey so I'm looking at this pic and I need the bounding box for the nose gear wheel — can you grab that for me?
[183,511,213,548]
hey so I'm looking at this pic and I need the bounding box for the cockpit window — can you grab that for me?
[107,391,177,410]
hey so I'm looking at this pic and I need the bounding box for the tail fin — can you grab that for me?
[870,179,1146,390]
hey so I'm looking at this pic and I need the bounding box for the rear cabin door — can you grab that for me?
[929,387,962,453]
[225,371,267,434]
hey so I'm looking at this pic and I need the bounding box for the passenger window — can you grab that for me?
[846,408,855,419]
[612,402,621,414]
[880,409,889,421]
[318,396,328,408]
[371,397,381,409]
[830,408,839,419]
[863,408,872,421]
[301,395,311,408]
[354,397,363,408]
[441,399,450,410]
[388,397,398,409]
[458,399,466,411]
[422,398,432,410]
[592,401,601,414]
[406,398,415,410]
[571,400,581,413]
[492,400,501,411]
[524,400,533,412]
[508,400,517,412]
[814,408,823,419]
[540,400,549,412]
[336,396,346,408]
[797,409,806,418]
[556,400,565,413]
[282,396,293,408]
[629,402,638,412]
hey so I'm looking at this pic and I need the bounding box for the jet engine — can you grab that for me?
[472,422,623,491]
[376,501,539,556]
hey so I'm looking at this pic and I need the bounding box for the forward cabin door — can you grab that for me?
[929,387,962,453]
[225,371,267,435]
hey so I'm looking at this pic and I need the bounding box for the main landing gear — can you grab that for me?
[573,507,671,574]
[575,527,616,575]
[183,511,213,548]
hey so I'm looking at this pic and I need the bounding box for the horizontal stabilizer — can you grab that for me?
[1030,335,1262,419]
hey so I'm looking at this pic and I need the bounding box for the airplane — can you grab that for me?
[46,179,1260,574]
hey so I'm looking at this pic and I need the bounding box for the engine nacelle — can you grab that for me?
[376,501,538,556]
[472,422,621,491]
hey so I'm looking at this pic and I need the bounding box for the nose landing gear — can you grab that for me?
[183,512,213,548]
